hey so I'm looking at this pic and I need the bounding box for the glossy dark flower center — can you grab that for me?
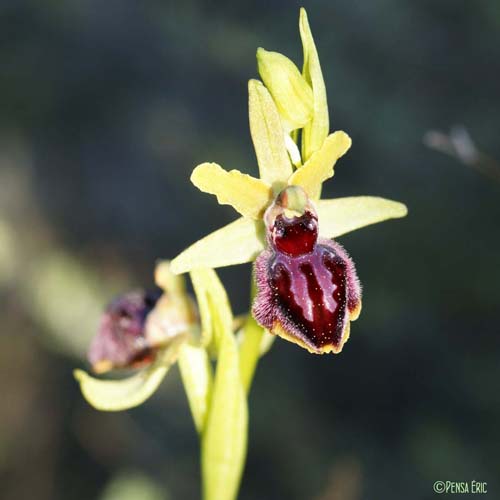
[272,211,318,256]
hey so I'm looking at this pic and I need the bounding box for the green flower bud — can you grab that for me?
[257,47,313,132]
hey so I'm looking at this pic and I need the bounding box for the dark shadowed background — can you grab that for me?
[1,1,499,499]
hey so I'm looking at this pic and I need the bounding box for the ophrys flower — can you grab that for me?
[170,9,407,354]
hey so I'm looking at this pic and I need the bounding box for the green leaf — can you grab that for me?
[189,267,234,350]
[190,268,219,348]
[248,79,292,190]
[257,48,313,132]
[170,217,265,275]
[289,131,351,199]
[74,338,185,411]
[316,196,408,238]
[191,162,272,219]
[190,268,247,500]
[189,268,212,345]
[178,342,213,433]
[299,8,329,161]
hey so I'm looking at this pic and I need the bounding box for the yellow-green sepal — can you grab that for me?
[74,337,185,411]
[257,48,313,132]
[248,79,292,190]
[171,217,265,274]
[317,196,408,238]
[299,8,329,161]
[289,131,351,199]
[191,162,272,219]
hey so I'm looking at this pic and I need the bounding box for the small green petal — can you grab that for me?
[248,79,292,190]
[289,131,351,199]
[74,338,185,411]
[178,342,213,433]
[257,48,314,131]
[198,268,247,500]
[171,217,265,274]
[299,8,329,161]
[317,196,408,238]
[191,162,272,219]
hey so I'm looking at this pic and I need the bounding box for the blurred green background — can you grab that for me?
[1,1,499,499]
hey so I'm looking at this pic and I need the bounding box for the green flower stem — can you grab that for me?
[239,280,266,394]
[199,275,266,500]
[201,326,248,500]
[202,300,265,500]
[189,268,248,500]
[239,315,265,394]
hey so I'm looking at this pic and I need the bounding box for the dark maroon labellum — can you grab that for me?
[253,188,361,354]
[88,289,162,373]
